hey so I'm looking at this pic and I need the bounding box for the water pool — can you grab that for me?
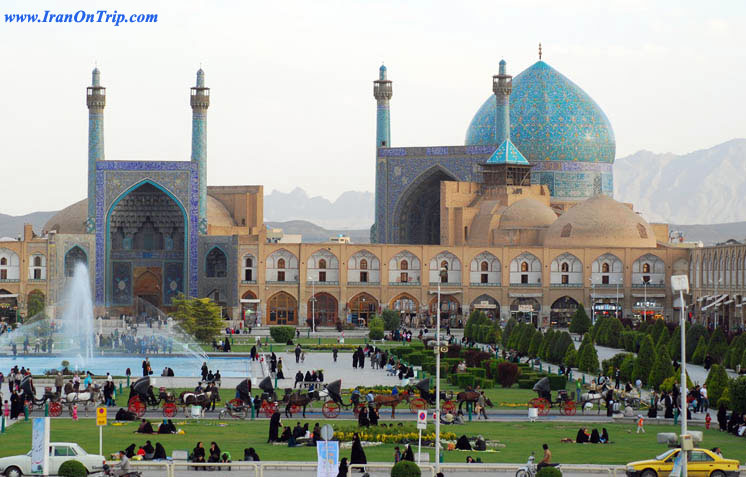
[0,355,253,377]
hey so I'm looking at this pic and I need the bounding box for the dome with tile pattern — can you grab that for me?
[465,61,615,164]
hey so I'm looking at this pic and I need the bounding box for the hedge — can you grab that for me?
[548,375,567,390]
[59,461,87,477]
[391,460,421,477]
[457,374,475,388]
[269,326,295,343]
[467,367,486,379]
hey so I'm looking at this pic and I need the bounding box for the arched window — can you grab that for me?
[318,258,327,269]
[64,246,87,278]
[277,258,286,269]
[33,256,42,267]
[642,263,650,273]
[602,263,610,273]
[480,261,488,272]
[245,257,253,268]
[521,262,528,272]
[205,248,227,278]
[360,259,368,270]
[561,262,569,273]
[1,258,6,266]
[401,260,408,270]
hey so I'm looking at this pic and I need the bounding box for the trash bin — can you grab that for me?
[528,407,538,422]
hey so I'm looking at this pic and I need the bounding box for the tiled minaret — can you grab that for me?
[190,68,210,233]
[86,67,106,232]
[373,64,392,147]
[492,59,512,144]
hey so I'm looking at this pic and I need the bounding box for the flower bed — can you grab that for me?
[332,425,457,444]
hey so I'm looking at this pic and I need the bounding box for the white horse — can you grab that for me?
[63,387,102,416]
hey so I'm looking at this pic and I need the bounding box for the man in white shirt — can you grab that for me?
[700,385,709,413]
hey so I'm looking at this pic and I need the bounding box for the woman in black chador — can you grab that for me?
[350,433,367,470]
[267,411,282,443]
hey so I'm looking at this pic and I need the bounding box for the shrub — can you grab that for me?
[457,374,475,388]
[668,325,682,361]
[519,327,535,354]
[691,336,708,365]
[634,335,655,384]
[528,331,543,357]
[620,354,636,383]
[648,348,675,391]
[467,367,486,379]
[708,328,728,363]
[569,304,591,335]
[705,364,730,407]
[550,332,573,364]
[58,461,87,477]
[605,318,623,348]
[729,376,746,413]
[563,346,577,368]
[496,362,521,388]
[269,326,295,343]
[685,324,709,360]
[369,317,385,340]
[502,318,518,347]
[577,341,600,374]
[536,466,563,477]
[391,460,421,477]
[548,375,567,390]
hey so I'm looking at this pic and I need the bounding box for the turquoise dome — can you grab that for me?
[465,61,615,164]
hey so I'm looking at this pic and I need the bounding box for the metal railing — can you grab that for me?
[241,280,257,284]
[389,281,420,286]
[306,280,339,285]
[347,281,380,286]
[126,460,667,477]
[550,283,583,288]
[469,282,501,287]
[509,282,542,287]
[632,283,665,288]
[265,280,299,284]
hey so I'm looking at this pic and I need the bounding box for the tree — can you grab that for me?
[728,376,746,413]
[171,294,223,342]
[577,340,600,373]
[502,318,517,347]
[519,327,534,354]
[27,290,45,318]
[634,335,656,384]
[648,348,675,391]
[606,318,624,348]
[496,362,521,387]
[620,354,636,382]
[369,316,385,340]
[563,346,577,368]
[691,336,708,365]
[569,304,591,335]
[550,332,573,364]
[539,329,555,361]
[649,319,666,344]
[381,309,401,331]
[705,364,730,407]
[708,328,728,363]
[668,325,682,361]
[465,310,487,340]
[528,331,543,357]
[391,460,421,477]
[685,324,709,360]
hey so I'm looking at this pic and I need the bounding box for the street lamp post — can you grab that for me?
[430,266,454,471]
[643,279,649,321]
[589,277,595,324]
[671,275,690,477]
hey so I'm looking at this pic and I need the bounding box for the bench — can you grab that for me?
[172,450,189,461]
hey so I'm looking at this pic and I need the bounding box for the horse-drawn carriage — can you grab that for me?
[321,379,359,419]
[408,379,457,414]
[528,377,576,416]
[257,377,279,418]
[127,377,177,417]
[20,376,67,417]
[221,379,253,419]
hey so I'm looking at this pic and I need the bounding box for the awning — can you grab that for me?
[591,293,624,299]
[0,294,18,298]
[632,293,665,298]
[473,303,497,309]
[697,296,707,302]
[723,300,735,306]
[428,290,462,296]
[240,299,261,304]
[702,294,728,311]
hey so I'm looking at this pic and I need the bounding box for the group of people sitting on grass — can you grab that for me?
[575,427,610,444]
[119,441,168,460]
[190,441,232,470]
[134,418,177,434]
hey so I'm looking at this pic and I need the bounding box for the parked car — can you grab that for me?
[626,448,739,477]
[0,442,105,477]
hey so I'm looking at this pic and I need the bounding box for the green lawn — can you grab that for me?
[1,419,741,465]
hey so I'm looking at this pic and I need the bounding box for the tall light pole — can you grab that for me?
[671,275,690,477]
[430,266,451,471]
[308,276,316,334]
[643,278,649,321]
[589,277,595,324]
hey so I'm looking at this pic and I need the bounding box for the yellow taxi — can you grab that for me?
[626,448,740,477]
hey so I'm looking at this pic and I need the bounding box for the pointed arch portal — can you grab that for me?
[395,166,457,244]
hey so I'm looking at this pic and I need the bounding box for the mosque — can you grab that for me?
[4,51,740,331]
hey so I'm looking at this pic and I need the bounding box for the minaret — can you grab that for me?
[190,68,210,233]
[492,59,512,144]
[86,67,106,232]
[373,64,392,147]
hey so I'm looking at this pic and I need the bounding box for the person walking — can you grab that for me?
[295,344,302,364]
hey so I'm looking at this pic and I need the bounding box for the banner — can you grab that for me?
[31,417,50,475]
[669,452,683,477]
[316,440,339,477]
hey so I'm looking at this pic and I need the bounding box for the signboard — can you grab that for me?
[518,305,533,312]
[31,417,50,475]
[96,407,107,426]
[316,440,339,477]
[417,410,427,430]
[320,424,334,441]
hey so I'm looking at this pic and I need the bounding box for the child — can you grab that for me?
[636,414,645,433]
[705,413,711,430]
[72,404,78,421]
[3,400,9,419]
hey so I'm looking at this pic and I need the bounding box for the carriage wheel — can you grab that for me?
[536,398,550,416]
[441,400,456,414]
[562,401,577,416]
[353,403,365,416]
[163,403,177,417]
[261,401,277,418]
[49,402,62,417]
[228,398,243,409]
[128,396,140,406]
[289,404,301,415]
[131,401,146,417]
[322,401,340,419]
[409,397,427,414]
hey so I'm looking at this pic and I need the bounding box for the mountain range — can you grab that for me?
[5,139,746,244]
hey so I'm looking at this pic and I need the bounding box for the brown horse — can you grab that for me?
[373,391,411,417]
[456,391,493,413]
[179,388,219,415]
[283,390,319,418]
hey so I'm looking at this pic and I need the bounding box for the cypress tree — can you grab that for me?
[648,348,675,391]
[668,325,682,361]
[708,328,728,363]
[564,346,577,368]
[569,304,591,335]
[685,324,708,360]
[634,335,656,384]
[577,340,600,373]
[528,331,543,357]
[502,318,517,347]
[691,335,708,365]
[705,364,730,406]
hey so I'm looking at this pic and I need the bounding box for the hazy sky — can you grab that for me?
[1,0,744,215]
